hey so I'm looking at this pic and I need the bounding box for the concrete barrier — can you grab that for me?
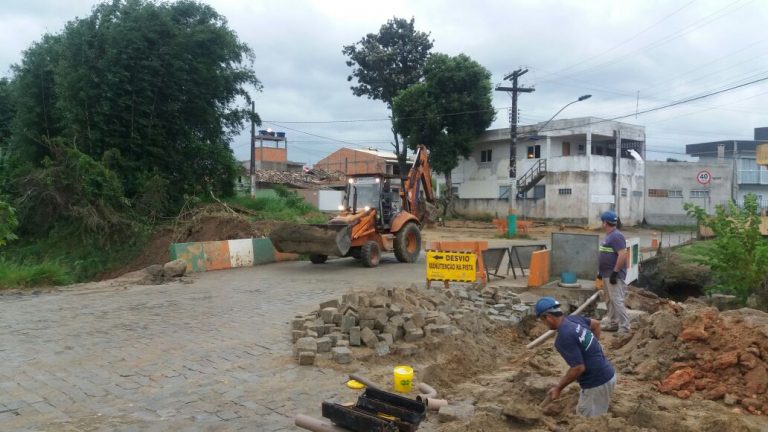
[170,238,298,273]
[528,249,550,288]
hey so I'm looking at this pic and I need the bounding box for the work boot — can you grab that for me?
[600,320,618,332]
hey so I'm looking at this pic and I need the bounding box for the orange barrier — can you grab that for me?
[517,220,532,235]
[426,241,488,287]
[527,249,550,288]
[651,232,659,249]
[492,218,508,234]
[493,219,532,236]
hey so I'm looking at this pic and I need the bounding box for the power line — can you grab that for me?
[540,0,754,83]
[515,74,768,138]
[264,121,389,151]
[537,0,698,81]
[640,37,768,98]
[641,87,768,126]
[262,106,501,124]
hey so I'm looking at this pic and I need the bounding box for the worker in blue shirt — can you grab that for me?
[535,297,617,417]
[598,210,630,334]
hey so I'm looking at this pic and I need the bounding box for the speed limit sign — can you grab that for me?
[697,170,711,185]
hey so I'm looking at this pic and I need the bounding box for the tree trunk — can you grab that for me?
[391,121,408,187]
[443,169,454,217]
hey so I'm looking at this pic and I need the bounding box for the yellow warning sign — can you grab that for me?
[426,250,477,283]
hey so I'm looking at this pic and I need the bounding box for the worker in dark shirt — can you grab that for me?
[598,210,630,334]
[535,297,617,417]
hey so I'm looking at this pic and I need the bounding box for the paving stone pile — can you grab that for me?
[291,285,535,366]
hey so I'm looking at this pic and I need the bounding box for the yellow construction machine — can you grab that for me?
[270,144,435,267]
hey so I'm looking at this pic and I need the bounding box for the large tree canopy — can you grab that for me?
[392,53,495,209]
[0,0,260,235]
[342,17,432,178]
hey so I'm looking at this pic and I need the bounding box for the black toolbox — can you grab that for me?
[322,387,427,432]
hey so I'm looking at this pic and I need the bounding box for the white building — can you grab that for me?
[685,127,768,210]
[446,117,646,227]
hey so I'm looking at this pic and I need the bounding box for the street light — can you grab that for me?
[531,94,592,139]
[516,94,593,218]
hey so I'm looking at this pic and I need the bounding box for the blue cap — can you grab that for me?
[535,297,561,317]
[600,210,618,224]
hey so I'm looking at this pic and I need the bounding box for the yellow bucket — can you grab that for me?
[393,365,414,393]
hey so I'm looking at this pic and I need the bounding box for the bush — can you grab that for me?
[684,194,768,303]
[0,199,18,247]
[225,189,326,224]
[11,141,137,244]
[0,259,73,288]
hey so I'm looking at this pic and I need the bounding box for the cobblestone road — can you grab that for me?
[0,256,425,431]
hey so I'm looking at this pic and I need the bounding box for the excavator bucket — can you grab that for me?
[270,223,352,257]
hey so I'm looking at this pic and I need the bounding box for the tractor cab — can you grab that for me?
[341,175,401,229]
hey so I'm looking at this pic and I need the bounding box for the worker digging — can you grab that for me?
[535,296,616,417]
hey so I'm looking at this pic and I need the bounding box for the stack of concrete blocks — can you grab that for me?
[472,286,530,325]
[291,284,537,366]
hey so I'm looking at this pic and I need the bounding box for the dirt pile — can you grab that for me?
[413,294,768,431]
[101,204,273,279]
[614,301,768,415]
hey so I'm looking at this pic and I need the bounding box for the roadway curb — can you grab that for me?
[170,238,298,273]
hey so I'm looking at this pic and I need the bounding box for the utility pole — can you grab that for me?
[496,69,534,189]
[250,101,256,198]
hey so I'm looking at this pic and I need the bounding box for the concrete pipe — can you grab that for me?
[417,382,437,399]
[295,414,348,432]
[424,398,448,411]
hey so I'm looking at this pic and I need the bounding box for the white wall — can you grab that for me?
[645,161,734,225]
[318,190,344,211]
[454,141,511,199]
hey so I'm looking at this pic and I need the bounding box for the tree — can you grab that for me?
[684,194,768,304]
[2,0,260,226]
[392,53,495,214]
[0,199,18,247]
[342,17,433,178]
[0,78,14,146]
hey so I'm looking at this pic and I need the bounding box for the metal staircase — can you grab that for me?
[516,159,547,195]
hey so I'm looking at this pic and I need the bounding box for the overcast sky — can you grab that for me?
[2,0,768,164]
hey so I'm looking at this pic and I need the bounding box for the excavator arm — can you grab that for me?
[401,144,435,223]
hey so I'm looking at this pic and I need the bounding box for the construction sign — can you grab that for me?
[426,250,477,283]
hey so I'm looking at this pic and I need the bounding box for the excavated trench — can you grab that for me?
[637,253,709,302]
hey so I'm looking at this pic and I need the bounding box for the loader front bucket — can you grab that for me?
[269,223,352,257]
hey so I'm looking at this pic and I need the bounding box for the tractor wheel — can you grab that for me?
[309,254,328,264]
[394,222,421,263]
[348,247,362,260]
[361,241,381,268]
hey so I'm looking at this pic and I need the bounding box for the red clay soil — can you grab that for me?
[655,305,768,414]
[613,299,768,417]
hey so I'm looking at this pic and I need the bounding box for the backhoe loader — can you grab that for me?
[270,144,435,267]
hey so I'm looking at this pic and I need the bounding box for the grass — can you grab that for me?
[672,240,717,265]
[495,233,533,240]
[448,211,496,223]
[225,191,327,224]
[646,224,698,233]
[0,259,74,288]
[0,188,329,289]
[0,224,152,288]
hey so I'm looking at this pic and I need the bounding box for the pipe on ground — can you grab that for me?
[417,382,437,399]
[526,292,601,349]
[295,414,348,432]
[348,373,379,389]
[423,397,448,411]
